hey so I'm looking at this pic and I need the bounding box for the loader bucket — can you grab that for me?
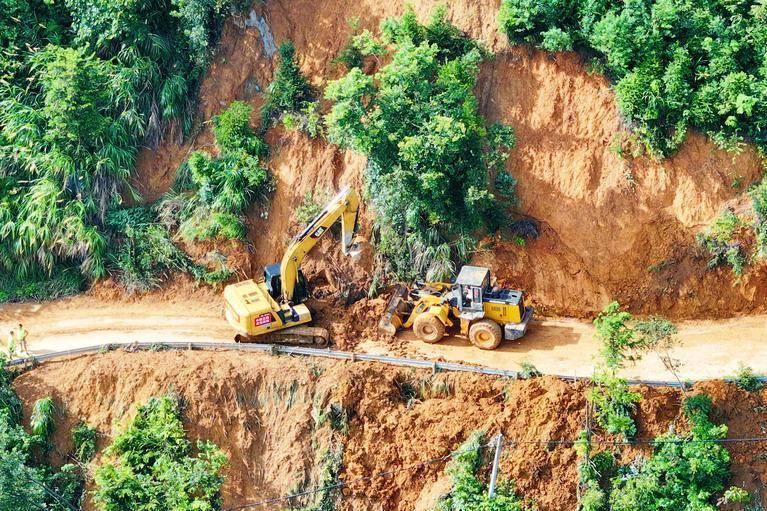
[378,285,409,336]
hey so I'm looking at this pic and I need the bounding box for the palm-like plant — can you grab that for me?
[30,396,56,440]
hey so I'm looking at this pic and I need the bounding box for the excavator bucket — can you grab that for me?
[378,285,410,336]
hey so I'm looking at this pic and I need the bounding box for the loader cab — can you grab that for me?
[455,265,491,318]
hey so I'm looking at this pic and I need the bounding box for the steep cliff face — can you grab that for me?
[13,351,767,511]
[132,0,766,319]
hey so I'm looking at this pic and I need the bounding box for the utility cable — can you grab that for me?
[223,439,496,510]
[224,433,767,510]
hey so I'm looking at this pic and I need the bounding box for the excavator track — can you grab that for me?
[234,325,330,347]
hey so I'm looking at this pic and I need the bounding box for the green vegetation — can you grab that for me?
[325,7,519,281]
[71,422,98,462]
[167,101,271,243]
[752,178,767,259]
[635,316,684,388]
[577,394,735,511]
[696,177,767,277]
[611,395,731,511]
[334,19,386,70]
[105,207,198,292]
[261,42,316,132]
[295,189,331,225]
[519,361,542,379]
[94,394,227,511]
[499,0,767,156]
[394,371,454,407]
[0,357,87,510]
[589,302,647,438]
[732,362,764,392]
[29,396,56,440]
[0,0,239,300]
[0,268,84,303]
[437,431,532,511]
[696,209,747,276]
[294,443,344,511]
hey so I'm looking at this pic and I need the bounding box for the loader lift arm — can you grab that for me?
[274,186,360,304]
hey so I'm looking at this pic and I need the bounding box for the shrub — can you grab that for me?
[437,431,533,511]
[499,0,767,156]
[589,302,652,439]
[94,394,227,511]
[261,42,315,128]
[588,369,642,439]
[213,100,267,156]
[29,396,55,440]
[609,394,731,511]
[0,357,83,511]
[733,363,764,392]
[541,27,573,52]
[752,179,767,259]
[0,267,85,303]
[326,7,517,280]
[334,21,386,70]
[519,361,542,379]
[593,301,643,369]
[173,101,272,243]
[697,210,747,276]
[295,189,331,225]
[71,422,98,462]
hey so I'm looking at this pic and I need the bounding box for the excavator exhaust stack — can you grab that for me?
[378,285,410,336]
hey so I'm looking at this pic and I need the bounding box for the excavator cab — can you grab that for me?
[264,263,309,304]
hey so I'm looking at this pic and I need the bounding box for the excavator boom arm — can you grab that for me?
[280,186,360,303]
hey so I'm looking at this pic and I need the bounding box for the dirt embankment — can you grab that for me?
[132,0,766,320]
[13,351,767,510]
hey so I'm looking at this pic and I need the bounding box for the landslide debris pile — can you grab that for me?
[10,350,767,510]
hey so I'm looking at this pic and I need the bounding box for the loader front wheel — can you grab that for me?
[413,314,445,344]
[469,319,502,350]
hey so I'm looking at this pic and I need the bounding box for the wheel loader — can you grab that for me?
[378,265,533,350]
[223,186,360,346]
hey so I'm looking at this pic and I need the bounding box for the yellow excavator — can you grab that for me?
[224,186,360,346]
[379,265,533,350]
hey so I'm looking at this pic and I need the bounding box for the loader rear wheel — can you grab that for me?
[413,314,445,343]
[469,319,502,350]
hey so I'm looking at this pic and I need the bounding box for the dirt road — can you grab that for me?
[2,292,765,381]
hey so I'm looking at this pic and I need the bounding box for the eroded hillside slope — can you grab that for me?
[133,0,766,319]
[12,351,767,510]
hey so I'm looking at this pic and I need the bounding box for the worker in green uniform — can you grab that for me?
[6,330,16,358]
[15,324,28,355]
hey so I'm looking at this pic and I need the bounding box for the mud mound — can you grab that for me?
[12,351,767,510]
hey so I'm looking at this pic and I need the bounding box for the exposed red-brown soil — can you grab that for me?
[131,0,766,321]
[12,351,767,510]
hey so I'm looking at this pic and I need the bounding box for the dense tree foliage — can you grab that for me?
[0,357,87,510]
[610,395,731,511]
[499,0,767,156]
[326,7,518,280]
[94,394,227,511]
[163,100,271,243]
[0,0,237,298]
[577,394,734,511]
